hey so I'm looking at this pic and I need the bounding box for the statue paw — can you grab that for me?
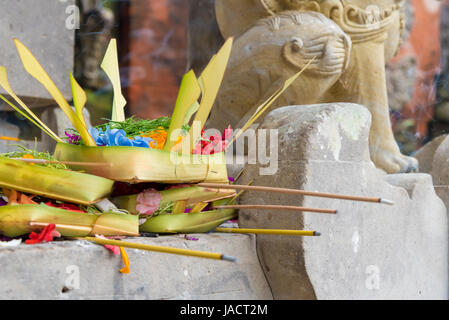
[371,147,419,174]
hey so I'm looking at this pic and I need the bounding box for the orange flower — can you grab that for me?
[141,127,167,149]
[22,154,35,165]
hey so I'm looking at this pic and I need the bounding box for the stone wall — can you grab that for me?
[0,0,76,153]
[0,234,272,300]
[238,103,448,299]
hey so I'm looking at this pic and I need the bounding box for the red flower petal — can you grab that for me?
[25,224,58,244]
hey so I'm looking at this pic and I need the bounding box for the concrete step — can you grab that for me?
[0,233,272,300]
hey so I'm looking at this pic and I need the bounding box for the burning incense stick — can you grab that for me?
[76,237,237,262]
[215,228,320,236]
[199,183,394,205]
[12,157,112,167]
[213,204,336,214]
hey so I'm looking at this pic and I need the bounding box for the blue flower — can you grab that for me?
[89,127,154,148]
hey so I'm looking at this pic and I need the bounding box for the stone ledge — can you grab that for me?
[0,234,272,300]
[238,103,448,299]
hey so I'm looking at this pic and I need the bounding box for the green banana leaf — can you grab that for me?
[0,157,114,205]
[139,208,237,234]
[53,142,229,184]
[0,204,138,237]
[112,185,236,214]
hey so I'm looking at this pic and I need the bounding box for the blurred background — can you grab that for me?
[1,0,448,156]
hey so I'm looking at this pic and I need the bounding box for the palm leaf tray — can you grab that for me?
[0,36,300,238]
[0,38,239,237]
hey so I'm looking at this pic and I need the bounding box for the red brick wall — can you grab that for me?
[126,0,189,119]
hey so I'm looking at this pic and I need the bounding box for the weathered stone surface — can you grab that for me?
[422,134,449,209]
[0,113,50,153]
[238,103,448,299]
[0,234,272,300]
[0,0,75,109]
[414,134,447,174]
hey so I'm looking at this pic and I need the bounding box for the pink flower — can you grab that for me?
[136,188,162,215]
[223,125,233,141]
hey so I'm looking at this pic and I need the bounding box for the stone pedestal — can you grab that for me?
[416,134,449,211]
[238,103,448,299]
[0,234,272,300]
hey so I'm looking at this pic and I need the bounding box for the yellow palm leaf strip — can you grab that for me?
[172,200,188,214]
[227,57,316,148]
[13,39,96,146]
[69,73,88,127]
[0,66,62,142]
[119,246,130,274]
[164,70,201,151]
[190,202,208,213]
[0,94,58,142]
[101,39,127,122]
[188,37,233,152]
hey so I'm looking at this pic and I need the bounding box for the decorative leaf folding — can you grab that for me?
[101,39,127,122]
[13,39,96,146]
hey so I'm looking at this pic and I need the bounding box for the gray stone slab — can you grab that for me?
[415,134,447,174]
[0,234,272,300]
[238,103,448,299]
[0,115,46,153]
[0,0,75,109]
[417,134,449,215]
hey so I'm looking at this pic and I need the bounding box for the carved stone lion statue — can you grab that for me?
[207,0,419,173]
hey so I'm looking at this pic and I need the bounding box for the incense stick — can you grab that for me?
[215,227,320,236]
[30,222,92,233]
[199,183,394,205]
[30,222,139,237]
[76,237,237,262]
[0,136,20,141]
[12,158,112,167]
[213,204,336,214]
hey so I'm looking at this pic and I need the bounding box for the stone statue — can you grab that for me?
[207,0,419,173]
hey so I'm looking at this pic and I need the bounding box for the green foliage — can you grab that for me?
[152,201,174,217]
[95,116,172,137]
